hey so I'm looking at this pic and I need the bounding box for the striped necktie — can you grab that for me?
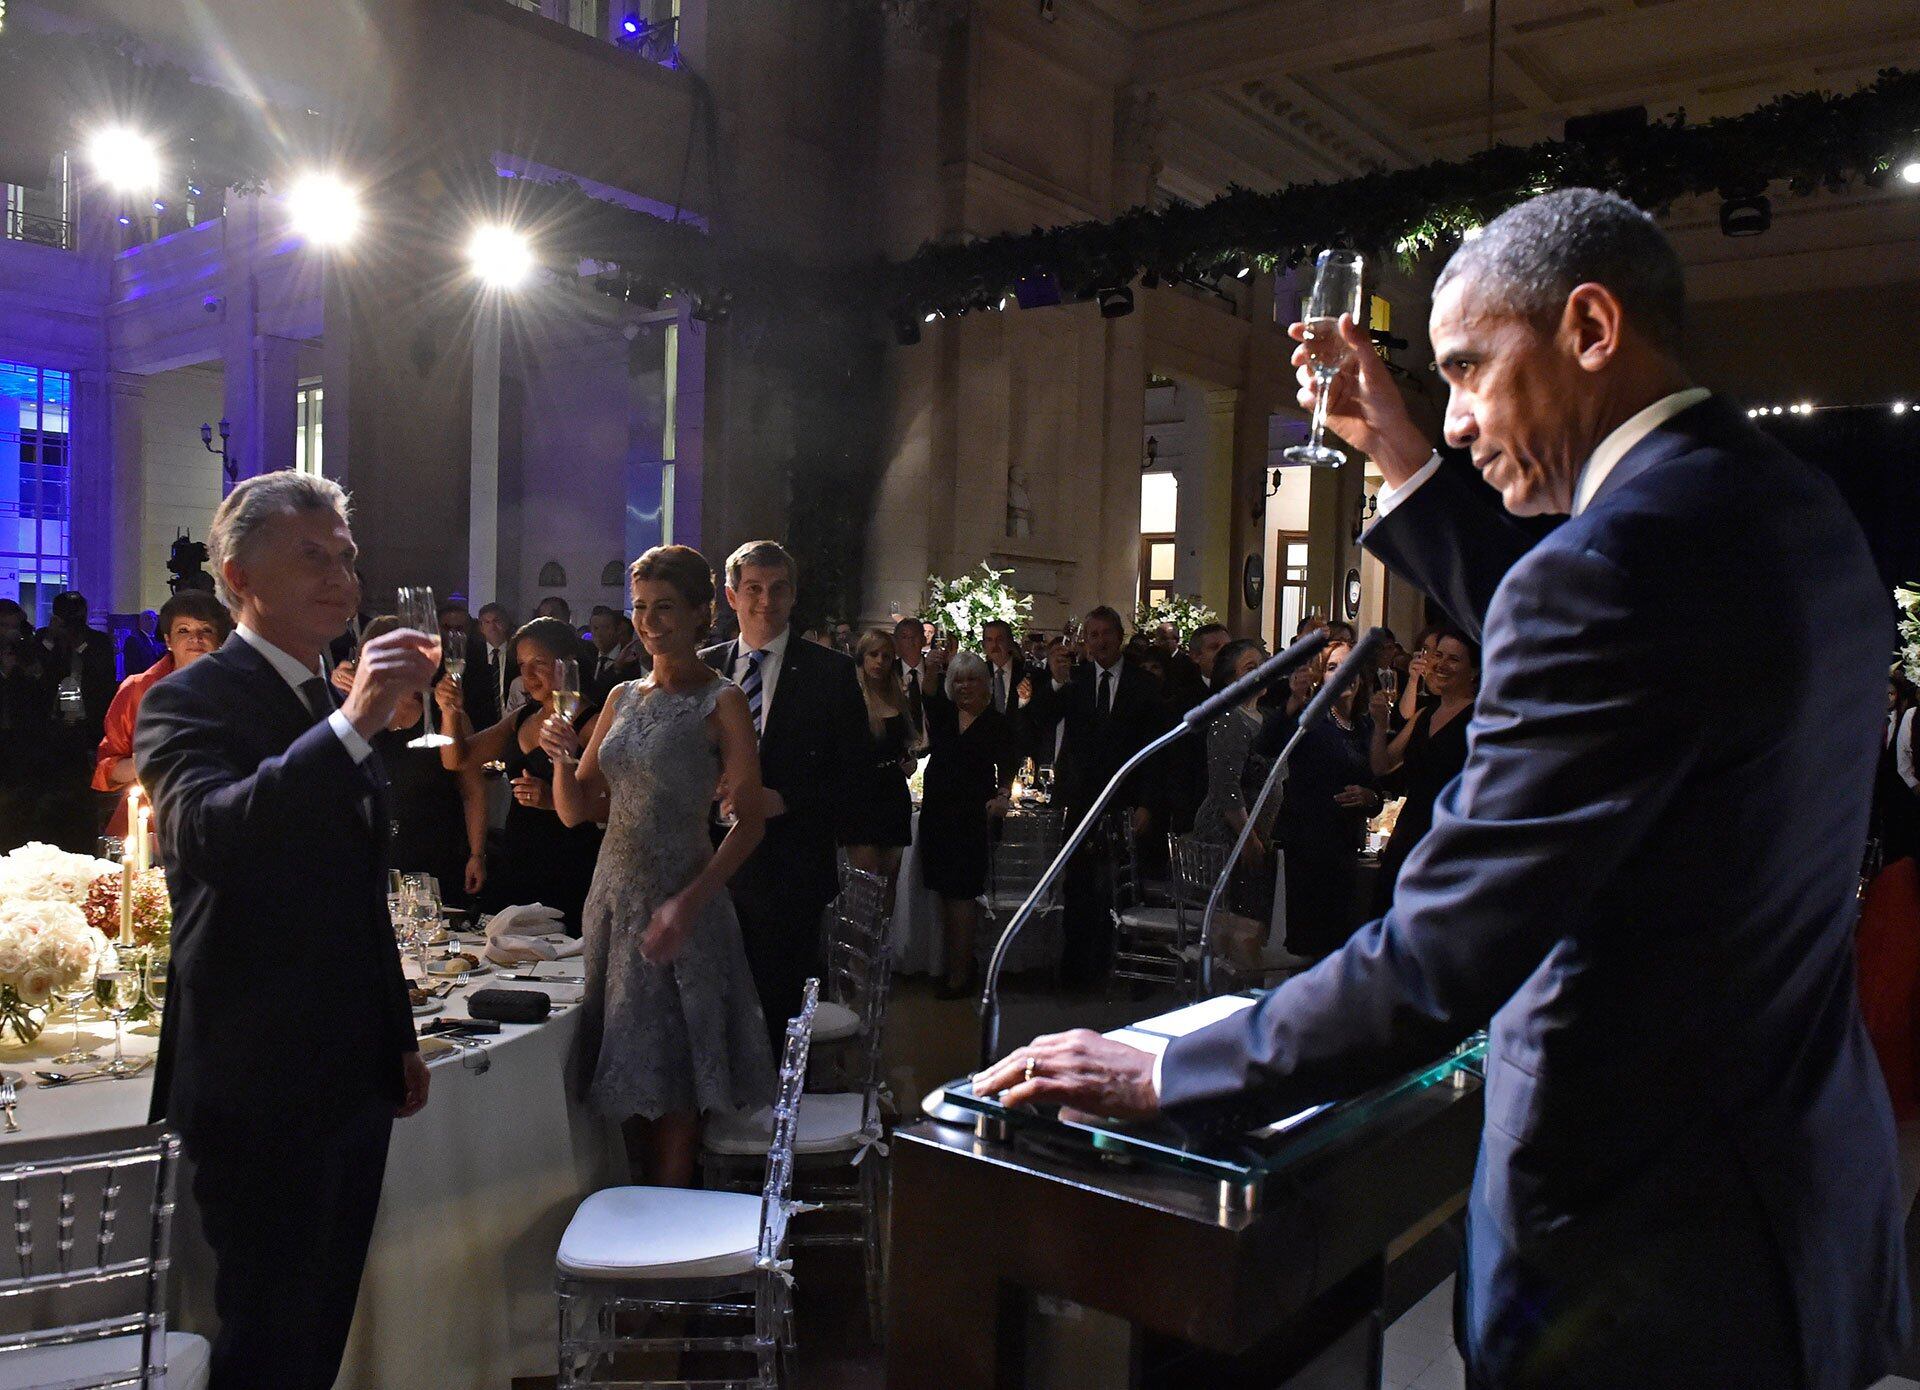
[741,649,765,735]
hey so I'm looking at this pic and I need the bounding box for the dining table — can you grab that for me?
[0,931,624,1390]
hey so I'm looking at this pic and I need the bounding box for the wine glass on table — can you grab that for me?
[1284,249,1367,468]
[94,969,142,1077]
[398,587,451,749]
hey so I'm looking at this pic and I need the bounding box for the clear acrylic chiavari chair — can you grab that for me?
[555,981,821,1389]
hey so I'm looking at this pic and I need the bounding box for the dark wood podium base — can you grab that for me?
[885,1077,1480,1390]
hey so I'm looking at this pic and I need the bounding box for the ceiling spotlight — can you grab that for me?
[621,12,641,34]
[88,125,162,194]
[1895,402,1909,415]
[1746,408,1758,418]
[923,311,937,324]
[115,212,131,227]
[151,199,167,214]
[1796,402,1813,414]
[467,223,534,289]
[1772,406,1784,415]
[998,296,1009,311]
[1235,265,1251,279]
[1902,162,1920,186]
[287,171,361,247]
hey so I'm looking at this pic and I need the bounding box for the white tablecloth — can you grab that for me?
[0,947,622,1390]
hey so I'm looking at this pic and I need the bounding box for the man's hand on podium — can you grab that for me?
[973,1029,1159,1121]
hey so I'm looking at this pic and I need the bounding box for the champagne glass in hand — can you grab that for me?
[398,587,451,749]
[550,656,584,726]
[1284,249,1366,468]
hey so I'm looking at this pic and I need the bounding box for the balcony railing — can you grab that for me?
[3,209,72,252]
[499,0,680,66]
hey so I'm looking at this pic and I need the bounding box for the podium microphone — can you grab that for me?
[1195,626,1388,994]
[978,628,1331,1068]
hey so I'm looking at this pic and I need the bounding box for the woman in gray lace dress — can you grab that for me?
[543,545,775,1187]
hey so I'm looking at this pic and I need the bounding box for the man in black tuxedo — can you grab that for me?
[893,615,932,739]
[588,605,648,703]
[40,590,117,745]
[135,471,436,1390]
[980,190,1908,1389]
[980,619,1035,755]
[702,541,868,1043]
[1024,605,1172,985]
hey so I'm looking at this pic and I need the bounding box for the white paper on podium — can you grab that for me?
[1121,993,1258,1040]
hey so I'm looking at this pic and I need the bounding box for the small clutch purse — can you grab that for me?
[465,987,552,1024]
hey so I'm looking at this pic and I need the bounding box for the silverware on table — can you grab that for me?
[33,1058,151,1087]
[1,1074,19,1132]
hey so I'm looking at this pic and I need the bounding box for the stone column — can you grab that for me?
[68,369,144,612]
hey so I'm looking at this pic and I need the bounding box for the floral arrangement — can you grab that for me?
[924,563,1033,646]
[0,899,113,1042]
[0,842,122,908]
[0,843,128,1043]
[1135,593,1220,644]
[81,869,171,951]
[1897,583,1920,685]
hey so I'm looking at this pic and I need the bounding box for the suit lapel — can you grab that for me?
[1585,395,1726,514]
[218,633,315,739]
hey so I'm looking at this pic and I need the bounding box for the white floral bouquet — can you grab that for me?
[1897,583,1920,685]
[924,563,1033,646]
[0,899,113,1042]
[1135,593,1220,644]
[0,842,123,908]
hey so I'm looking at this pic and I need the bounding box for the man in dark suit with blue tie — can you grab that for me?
[702,540,868,1046]
[135,471,439,1389]
[978,189,1909,1388]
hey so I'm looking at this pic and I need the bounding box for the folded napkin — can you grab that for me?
[483,903,584,964]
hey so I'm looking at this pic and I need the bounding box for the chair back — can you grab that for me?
[987,805,1063,917]
[824,868,896,1102]
[1170,834,1232,996]
[757,979,821,1273]
[1102,811,1147,921]
[0,1123,180,1388]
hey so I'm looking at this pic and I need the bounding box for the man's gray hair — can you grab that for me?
[208,470,351,608]
[946,649,989,702]
[1435,188,1686,356]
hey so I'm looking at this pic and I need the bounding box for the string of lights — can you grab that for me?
[1745,400,1918,418]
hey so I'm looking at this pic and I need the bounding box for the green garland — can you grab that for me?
[9,20,1918,327]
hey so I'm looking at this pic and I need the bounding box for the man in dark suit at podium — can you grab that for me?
[136,471,438,1390]
[703,540,868,1044]
[978,189,1909,1389]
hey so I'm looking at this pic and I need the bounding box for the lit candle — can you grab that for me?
[130,785,151,874]
[118,850,134,948]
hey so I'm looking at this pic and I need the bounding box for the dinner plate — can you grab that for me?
[411,999,444,1017]
[427,959,489,979]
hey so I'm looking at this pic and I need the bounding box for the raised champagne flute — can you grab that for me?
[399,587,451,749]
[550,656,584,737]
[1284,249,1367,468]
[94,969,142,1077]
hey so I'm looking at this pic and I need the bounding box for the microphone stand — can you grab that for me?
[1196,627,1388,994]
[977,629,1330,1069]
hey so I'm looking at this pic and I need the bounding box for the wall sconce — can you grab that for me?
[199,418,236,493]
[1351,490,1378,544]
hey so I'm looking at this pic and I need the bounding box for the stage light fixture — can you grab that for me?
[88,125,161,194]
[923,311,938,323]
[621,12,641,33]
[1894,402,1909,415]
[287,171,361,247]
[467,223,534,289]
[1235,265,1251,279]
[1902,161,1920,186]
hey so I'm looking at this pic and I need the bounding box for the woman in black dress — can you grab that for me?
[346,616,491,903]
[1368,624,1477,910]
[437,616,604,934]
[842,629,915,887]
[919,651,1019,999]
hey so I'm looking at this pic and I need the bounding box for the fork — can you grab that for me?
[1,1075,19,1133]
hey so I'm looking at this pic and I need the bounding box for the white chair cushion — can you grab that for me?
[1117,906,1181,933]
[557,1186,762,1280]
[811,1000,861,1042]
[0,1331,210,1390]
[703,1093,867,1157]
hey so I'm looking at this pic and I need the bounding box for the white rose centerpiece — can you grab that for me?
[0,845,121,1043]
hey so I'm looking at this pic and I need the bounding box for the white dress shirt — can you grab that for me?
[1371,387,1713,524]
[733,627,792,726]
[237,625,372,765]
